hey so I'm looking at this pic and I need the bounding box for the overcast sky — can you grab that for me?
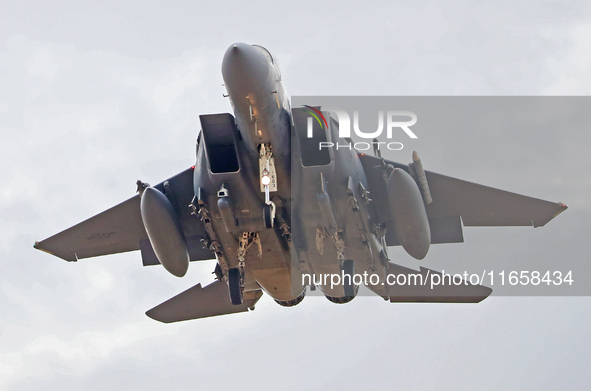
[1,1,590,390]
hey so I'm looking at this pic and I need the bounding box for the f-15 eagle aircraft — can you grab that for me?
[34,43,567,323]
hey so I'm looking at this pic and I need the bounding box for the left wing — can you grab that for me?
[34,167,215,263]
[35,195,145,261]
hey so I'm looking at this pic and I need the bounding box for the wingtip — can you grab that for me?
[145,309,162,322]
[145,307,172,323]
[33,241,55,256]
[476,286,493,303]
[550,202,568,221]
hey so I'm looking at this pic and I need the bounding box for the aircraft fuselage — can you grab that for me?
[192,43,301,304]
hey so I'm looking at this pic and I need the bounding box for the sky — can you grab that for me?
[1,1,591,389]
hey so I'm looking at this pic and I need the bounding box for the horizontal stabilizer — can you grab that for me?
[146,280,263,323]
[386,262,492,303]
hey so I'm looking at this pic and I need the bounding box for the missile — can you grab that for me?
[386,168,431,260]
[317,191,338,234]
[317,172,338,235]
[138,182,189,277]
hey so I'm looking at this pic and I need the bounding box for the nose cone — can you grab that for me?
[222,43,272,92]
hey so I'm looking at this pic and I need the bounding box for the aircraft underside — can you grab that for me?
[34,43,567,323]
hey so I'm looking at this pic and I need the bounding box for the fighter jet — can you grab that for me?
[34,43,567,323]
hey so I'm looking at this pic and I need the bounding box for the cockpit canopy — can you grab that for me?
[252,44,281,80]
[252,45,274,64]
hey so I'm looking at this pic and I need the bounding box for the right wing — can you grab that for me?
[34,167,215,264]
[422,170,567,227]
[359,154,567,235]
